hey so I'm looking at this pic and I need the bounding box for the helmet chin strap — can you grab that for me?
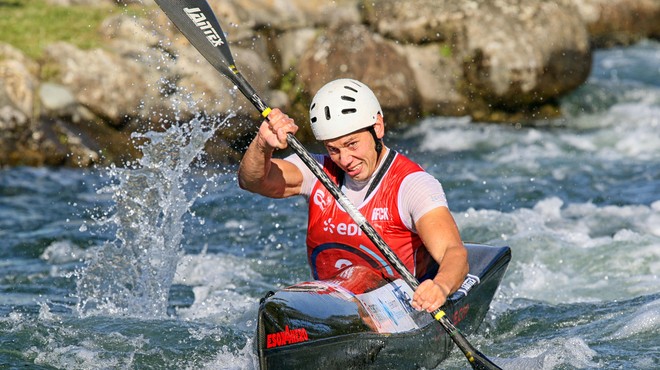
[367,126,383,160]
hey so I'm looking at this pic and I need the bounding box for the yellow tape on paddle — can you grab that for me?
[434,310,446,321]
[262,107,272,117]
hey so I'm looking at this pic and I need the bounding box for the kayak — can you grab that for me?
[255,243,511,369]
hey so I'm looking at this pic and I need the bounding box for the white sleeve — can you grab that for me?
[398,172,449,232]
[283,153,325,198]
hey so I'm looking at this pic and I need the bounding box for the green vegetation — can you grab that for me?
[0,0,144,59]
[439,44,453,58]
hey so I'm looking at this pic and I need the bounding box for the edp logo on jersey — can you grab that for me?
[323,218,362,236]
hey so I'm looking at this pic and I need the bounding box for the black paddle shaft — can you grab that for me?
[154,1,502,369]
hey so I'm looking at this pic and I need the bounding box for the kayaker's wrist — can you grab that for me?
[432,279,451,297]
[254,134,276,155]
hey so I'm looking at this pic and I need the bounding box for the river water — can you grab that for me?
[1,41,658,369]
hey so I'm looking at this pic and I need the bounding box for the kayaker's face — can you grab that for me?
[323,117,384,182]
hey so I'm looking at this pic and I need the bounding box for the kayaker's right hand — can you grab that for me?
[257,108,298,150]
[412,279,450,313]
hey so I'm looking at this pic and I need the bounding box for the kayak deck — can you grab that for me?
[256,243,511,369]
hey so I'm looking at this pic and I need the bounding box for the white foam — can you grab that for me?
[174,252,261,287]
[174,253,260,325]
[407,98,659,169]
[456,197,660,304]
[190,337,258,370]
[495,337,600,370]
[404,116,497,153]
[25,329,147,370]
[30,345,130,369]
[40,240,89,264]
[609,298,660,340]
[647,200,660,237]
[591,103,660,160]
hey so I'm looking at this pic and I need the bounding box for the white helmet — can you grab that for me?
[309,79,382,141]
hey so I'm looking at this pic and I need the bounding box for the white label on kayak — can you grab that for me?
[356,279,418,333]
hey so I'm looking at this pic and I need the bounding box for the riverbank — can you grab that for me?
[1,0,659,166]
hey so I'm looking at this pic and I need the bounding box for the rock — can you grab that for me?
[45,0,149,6]
[459,1,592,120]
[276,28,318,72]
[0,59,36,118]
[363,0,592,121]
[0,52,38,165]
[361,0,467,44]
[401,43,466,116]
[42,42,148,127]
[44,0,114,6]
[211,0,361,34]
[99,13,166,47]
[0,43,139,166]
[0,106,28,135]
[298,23,420,126]
[0,43,40,76]
[562,0,660,47]
[39,83,76,112]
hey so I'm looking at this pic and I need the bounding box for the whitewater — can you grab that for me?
[0,40,658,369]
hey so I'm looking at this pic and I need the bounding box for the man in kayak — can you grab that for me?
[238,78,468,313]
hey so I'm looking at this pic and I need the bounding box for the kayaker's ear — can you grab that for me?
[374,114,385,139]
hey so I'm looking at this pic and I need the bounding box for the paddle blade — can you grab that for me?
[154,0,235,80]
[155,0,270,115]
[454,333,502,370]
[435,312,502,370]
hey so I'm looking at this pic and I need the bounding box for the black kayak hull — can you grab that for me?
[256,243,511,369]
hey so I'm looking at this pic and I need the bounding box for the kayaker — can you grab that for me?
[238,78,468,313]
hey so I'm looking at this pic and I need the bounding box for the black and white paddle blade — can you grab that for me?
[155,0,270,113]
[154,0,236,79]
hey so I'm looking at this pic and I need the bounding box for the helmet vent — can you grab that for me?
[324,106,331,120]
[341,95,355,102]
[311,117,317,123]
[342,108,357,115]
[344,85,358,93]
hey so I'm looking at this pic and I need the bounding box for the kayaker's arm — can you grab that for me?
[238,109,303,198]
[412,206,469,312]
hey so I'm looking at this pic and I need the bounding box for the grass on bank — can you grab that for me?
[0,0,145,59]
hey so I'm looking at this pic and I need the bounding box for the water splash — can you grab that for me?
[75,116,229,318]
[494,337,600,369]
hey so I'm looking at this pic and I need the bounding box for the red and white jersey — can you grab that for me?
[305,152,437,281]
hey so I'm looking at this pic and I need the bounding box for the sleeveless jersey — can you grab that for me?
[306,152,436,282]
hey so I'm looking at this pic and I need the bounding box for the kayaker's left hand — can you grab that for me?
[412,279,450,312]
